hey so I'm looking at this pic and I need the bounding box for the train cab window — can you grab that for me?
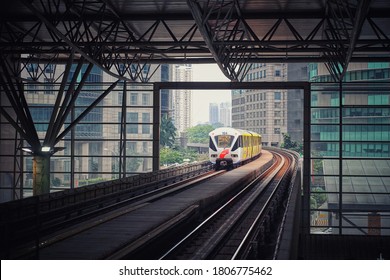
[209,137,217,151]
[215,135,234,148]
[231,136,242,151]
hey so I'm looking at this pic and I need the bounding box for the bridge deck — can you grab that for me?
[39,151,273,259]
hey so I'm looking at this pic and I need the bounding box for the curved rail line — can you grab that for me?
[1,164,222,259]
[160,149,297,260]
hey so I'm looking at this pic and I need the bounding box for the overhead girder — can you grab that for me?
[16,0,200,82]
[186,0,387,81]
[187,0,254,81]
[0,0,388,80]
[0,52,120,155]
[323,0,372,81]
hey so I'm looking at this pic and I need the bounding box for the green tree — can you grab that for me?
[160,147,183,165]
[187,124,215,144]
[281,133,303,154]
[160,115,177,148]
[312,187,327,207]
[212,122,224,128]
[160,147,201,166]
[52,177,61,187]
[126,158,141,172]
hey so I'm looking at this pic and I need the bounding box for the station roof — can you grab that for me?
[1,0,390,81]
[323,159,390,211]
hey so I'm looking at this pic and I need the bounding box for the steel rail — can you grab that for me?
[231,150,294,259]
[159,151,286,259]
[3,168,225,259]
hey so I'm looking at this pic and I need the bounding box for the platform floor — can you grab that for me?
[39,150,273,259]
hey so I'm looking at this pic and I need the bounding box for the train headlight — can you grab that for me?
[211,154,218,158]
[231,154,238,158]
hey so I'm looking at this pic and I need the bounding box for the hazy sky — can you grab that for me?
[191,64,231,126]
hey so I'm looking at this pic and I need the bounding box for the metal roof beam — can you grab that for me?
[324,0,372,81]
[341,0,372,80]
[187,0,254,81]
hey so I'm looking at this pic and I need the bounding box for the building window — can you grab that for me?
[128,112,138,134]
[142,93,150,106]
[26,77,37,93]
[274,91,281,100]
[128,142,137,154]
[274,128,280,134]
[130,93,138,105]
[142,113,150,134]
[275,70,281,77]
[44,78,54,94]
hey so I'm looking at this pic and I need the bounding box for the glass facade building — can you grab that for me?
[308,63,390,235]
[0,64,161,201]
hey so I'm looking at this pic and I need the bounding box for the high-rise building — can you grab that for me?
[209,103,219,125]
[160,64,172,117]
[231,63,287,146]
[219,102,231,127]
[287,63,308,143]
[309,63,390,158]
[308,62,390,235]
[0,63,164,201]
[172,64,192,135]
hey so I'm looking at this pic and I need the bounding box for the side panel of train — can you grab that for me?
[209,128,262,170]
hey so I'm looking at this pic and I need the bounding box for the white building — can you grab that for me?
[209,103,219,125]
[219,102,231,127]
[172,64,193,135]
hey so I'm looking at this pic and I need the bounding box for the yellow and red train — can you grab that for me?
[208,127,262,170]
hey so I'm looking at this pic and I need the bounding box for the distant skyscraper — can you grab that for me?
[160,64,171,117]
[172,64,192,134]
[209,103,219,125]
[219,102,231,127]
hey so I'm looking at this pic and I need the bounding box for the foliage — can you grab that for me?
[311,187,327,207]
[160,147,200,166]
[160,115,177,148]
[160,147,183,165]
[212,122,224,128]
[310,196,317,214]
[186,124,216,144]
[280,133,303,154]
[78,177,108,187]
[52,177,61,187]
[126,158,141,172]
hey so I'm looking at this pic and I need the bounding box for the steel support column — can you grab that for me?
[153,84,161,171]
[303,82,312,235]
[32,154,50,195]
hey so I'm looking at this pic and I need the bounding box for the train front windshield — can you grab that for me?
[215,135,234,148]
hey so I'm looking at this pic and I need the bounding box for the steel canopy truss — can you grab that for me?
[187,0,390,81]
[323,0,372,81]
[187,0,255,81]
[0,1,388,82]
[0,53,120,155]
[19,0,155,82]
[0,0,207,82]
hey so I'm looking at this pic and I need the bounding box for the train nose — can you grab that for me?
[219,149,230,159]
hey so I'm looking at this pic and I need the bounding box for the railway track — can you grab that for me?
[1,149,298,260]
[159,149,298,260]
[0,162,218,259]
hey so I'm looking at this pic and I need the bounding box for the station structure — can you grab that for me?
[1,0,390,258]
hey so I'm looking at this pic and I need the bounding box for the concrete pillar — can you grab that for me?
[33,155,51,195]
